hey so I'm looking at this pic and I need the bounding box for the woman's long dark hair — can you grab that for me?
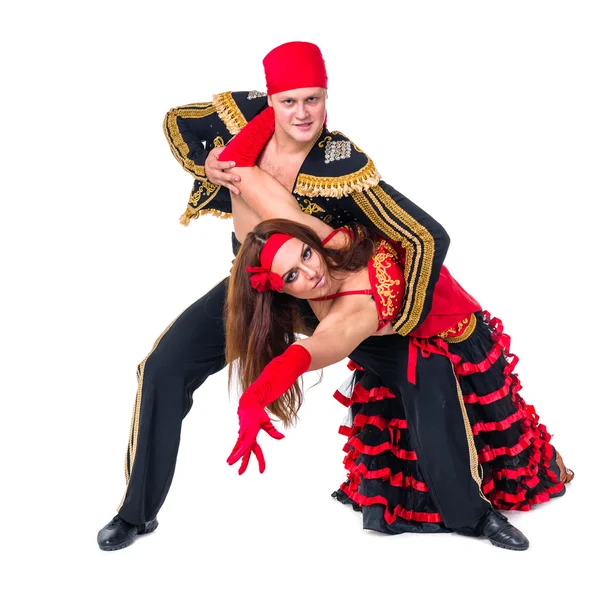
[226,219,378,427]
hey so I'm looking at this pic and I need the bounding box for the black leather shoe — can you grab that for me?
[97,515,158,551]
[456,509,529,551]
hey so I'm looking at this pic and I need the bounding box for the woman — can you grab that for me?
[225,216,573,550]
[214,98,572,549]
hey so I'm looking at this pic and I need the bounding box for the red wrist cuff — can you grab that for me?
[219,107,275,167]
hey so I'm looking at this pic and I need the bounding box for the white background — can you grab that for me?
[1,0,598,598]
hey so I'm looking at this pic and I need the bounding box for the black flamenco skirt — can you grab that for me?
[332,311,566,535]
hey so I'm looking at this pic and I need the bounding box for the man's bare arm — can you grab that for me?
[226,166,334,240]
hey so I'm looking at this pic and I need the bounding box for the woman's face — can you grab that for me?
[271,237,329,299]
[268,87,327,144]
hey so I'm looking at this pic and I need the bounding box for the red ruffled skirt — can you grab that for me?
[332,311,568,534]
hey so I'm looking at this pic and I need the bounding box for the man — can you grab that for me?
[97,41,528,551]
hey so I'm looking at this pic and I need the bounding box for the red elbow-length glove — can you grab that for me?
[227,344,312,474]
[218,106,275,167]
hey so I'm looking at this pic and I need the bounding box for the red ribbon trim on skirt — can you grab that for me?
[339,482,443,524]
[334,382,396,407]
[471,406,528,435]
[345,436,418,461]
[348,461,429,492]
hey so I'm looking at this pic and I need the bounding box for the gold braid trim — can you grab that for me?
[295,157,380,198]
[369,185,435,335]
[352,186,433,335]
[199,208,232,219]
[351,190,417,333]
[212,92,247,135]
[441,313,477,344]
[117,317,180,511]
[163,103,215,178]
[451,369,491,504]
[180,204,232,226]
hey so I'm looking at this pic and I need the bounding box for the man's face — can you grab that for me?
[268,87,327,144]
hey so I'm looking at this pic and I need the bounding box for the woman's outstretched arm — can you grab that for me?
[227,302,379,473]
[294,303,379,370]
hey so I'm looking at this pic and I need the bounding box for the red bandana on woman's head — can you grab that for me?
[263,41,328,95]
[246,233,294,293]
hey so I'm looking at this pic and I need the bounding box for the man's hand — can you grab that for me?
[205,147,241,195]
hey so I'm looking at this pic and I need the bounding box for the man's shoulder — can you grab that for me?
[212,90,269,136]
[295,129,380,199]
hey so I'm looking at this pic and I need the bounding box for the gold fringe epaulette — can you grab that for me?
[295,157,380,198]
[179,205,232,226]
[212,92,247,136]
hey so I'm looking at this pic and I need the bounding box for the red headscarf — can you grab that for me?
[246,233,294,292]
[263,41,328,95]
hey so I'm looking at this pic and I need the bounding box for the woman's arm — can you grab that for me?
[226,299,378,473]
[295,303,379,370]
[228,165,335,241]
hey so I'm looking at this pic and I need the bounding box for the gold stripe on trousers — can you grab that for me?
[117,317,179,511]
[451,368,490,504]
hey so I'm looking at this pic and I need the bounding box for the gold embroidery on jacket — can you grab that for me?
[300,199,326,215]
[163,103,215,178]
[189,182,220,207]
[212,92,248,135]
[213,136,225,147]
[317,135,332,148]
[180,183,223,226]
[372,241,402,318]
